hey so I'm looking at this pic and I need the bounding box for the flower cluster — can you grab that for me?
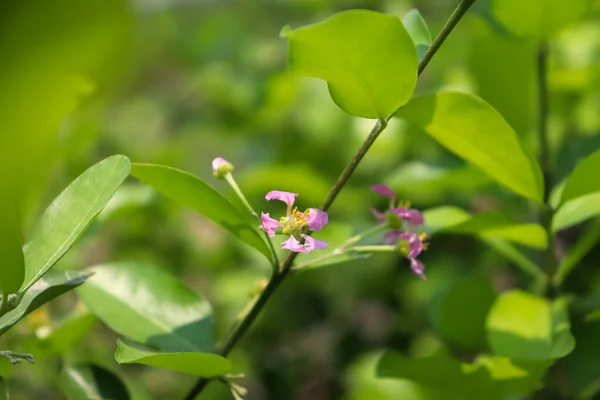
[260,191,329,254]
[371,184,428,279]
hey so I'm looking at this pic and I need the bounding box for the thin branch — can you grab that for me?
[183,1,478,398]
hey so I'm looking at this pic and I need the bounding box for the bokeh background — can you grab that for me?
[1,0,600,399]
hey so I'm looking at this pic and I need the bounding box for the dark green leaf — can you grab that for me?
[285,10,418,119]
[402,9,432,61]
[21,155,131,292]
[554,218,600,285]
[0,271,89,335]
[77,262,213,353]
[396,91,544,202]
[130,163,271,260]
[486,290,575,360]
[0,202,24,294]
[60,364,130,400]
[115,338,231,378]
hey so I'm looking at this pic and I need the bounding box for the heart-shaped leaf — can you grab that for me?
[130,163,271,260]
[284,9,418,119]
[396,91,544,202]
[115,338,231,378]
[0,271,90,335]
[77,262,213,353]
[21,155,130,292]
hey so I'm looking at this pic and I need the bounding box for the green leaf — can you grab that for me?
[553,192,600,231]
[402,9,432,61]
[564,321,600,398]
[491,0,592,39]
[480,237,542,279]
[428,276,496,350]
[561,149,600,204]
[486,290,575,360]
[285,9,418,119]
[77,262,213,353]
[21,155,131,292]
[130,163,271,260]
[421,206,471,235]
[443,210,547,249]
[396,91,543,202]
[60,364,130,400]
[115,338,231,378]
[0,271,89,335]
[35,307,97,356]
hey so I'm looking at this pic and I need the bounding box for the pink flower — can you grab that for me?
[399,232,426,259]
[261,190,329,253]
[261,213,281,238]
[281,234,328,254]
[410,258,426,280]
[371,184,396,199]
[212,157,234,178]
[391,208,424,226]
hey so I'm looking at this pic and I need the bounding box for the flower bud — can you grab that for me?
[212,157,234,179]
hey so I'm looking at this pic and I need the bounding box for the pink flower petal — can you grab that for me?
[306,208,328,231]
[261,212,281,237]
[265,190,298,207]
[410,258,426,280]
[391,207,424,226]
[370,208,386,224]
[281,235,308,254]
[301,234,328,252]
[212,157,230,173]
[384,230,403,244]
[371,184,396,198]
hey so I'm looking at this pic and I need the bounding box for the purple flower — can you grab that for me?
[371,184,428,279]
[261,190,329,253]
[212,157,234,178]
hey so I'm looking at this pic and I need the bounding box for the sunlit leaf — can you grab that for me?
[21,155,130,292]
[77,262,213,353]
[0,271,89,335]
[561,148,600,204]
[130,163,271,260]
[60,364,129,400]
[553,192,600,231]
[115,338,231,378]
[486,290,575,360]
[285,10,418,119]
[396,91,543,202]
[492,0,592,39]
[402,9,432,61]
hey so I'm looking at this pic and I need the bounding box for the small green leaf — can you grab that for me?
[77,262,213,353]
[492,0,592,39]
[115,338,231,378]
[553,192,600,231]
[130,164,271,260]
[396,91,543,202]
[486,290,575,360]
[561,149,600,204]
[35,307,97,356]
[421,206,471,235]
[402,9,432,61]
[428,276,496,350]
[60,364,130,400]
[21,155,131,292]
[0,271,89,335]
[286,9,418,119]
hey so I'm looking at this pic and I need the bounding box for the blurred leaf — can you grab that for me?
[60,364,129,400]
[561,148,600,204]
[386,163,490,195]
[0,271,89,335]
[396,91,543,202]
[421,206,471,235]
[77,262,213,353]
[555,219,600,285]
[553,192,600,231]
[115,338,231,378]
[549,180,566,209]
[35,307,97,356]
[428,276,496,350]
[443,211,547,249]
[480,237,542,279]
[467,16,537,136]
[21,155,130,292]
[486,290,575,360]
[491,0,592,39]
[285,10,418,119]
[564,321,600,398]
[130,164,271,260]
[0,204,24,294]
[474,355,550,396]
[97,184,156,222]
[402,9,432,61]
